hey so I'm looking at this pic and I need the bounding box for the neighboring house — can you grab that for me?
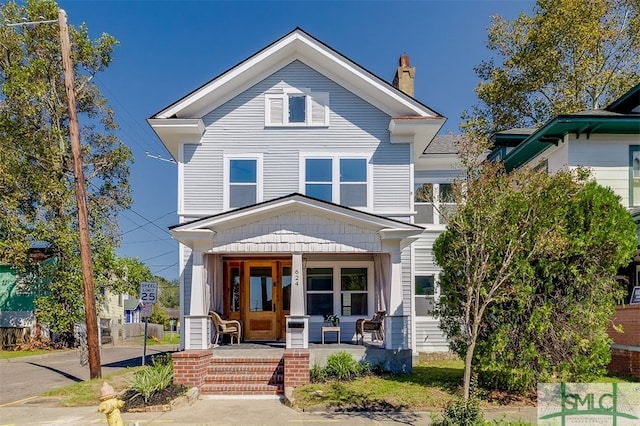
[490,82,640,299]
[489,83,640,377]
[124,297,142,323]
[0,245,55,348]
[98,287,124,345]
[148,28,459,363]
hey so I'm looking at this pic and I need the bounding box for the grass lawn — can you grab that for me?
[0,348,58,360]
[292,354,639,411]
[42,368,142,407]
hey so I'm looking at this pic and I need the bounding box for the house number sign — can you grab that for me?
[294,268,300,286]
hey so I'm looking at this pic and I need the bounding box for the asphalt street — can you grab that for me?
[0,344,177,406]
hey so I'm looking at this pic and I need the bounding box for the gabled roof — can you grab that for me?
[498,83,640,171]
[150,28,442,120]
[148,28,445,160]
[170,193,424,248]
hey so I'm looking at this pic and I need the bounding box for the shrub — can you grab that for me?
[127,359,174,403]
[312,351,371,382]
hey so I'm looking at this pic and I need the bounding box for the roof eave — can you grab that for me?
[147,118,205,161]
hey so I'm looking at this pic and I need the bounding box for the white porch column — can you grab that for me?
[185,244,212,350]
[286,252,309,349]
[384,247,409,350]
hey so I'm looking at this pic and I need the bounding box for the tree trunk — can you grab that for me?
[463,338,476,401]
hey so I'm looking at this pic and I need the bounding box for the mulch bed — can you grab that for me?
[121,383,188,412]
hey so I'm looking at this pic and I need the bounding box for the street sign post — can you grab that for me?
[139,282,158,365]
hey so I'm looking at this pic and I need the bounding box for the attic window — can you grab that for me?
[265,89,329,127]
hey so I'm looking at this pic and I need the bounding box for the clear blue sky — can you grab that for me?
[56,0,535,281]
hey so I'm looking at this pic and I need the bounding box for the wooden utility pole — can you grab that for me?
[58,9,102,379]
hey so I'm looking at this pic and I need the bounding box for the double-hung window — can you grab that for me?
[414,182,455,224]
[305,262,373,318]
[414,275,435,316]
[265,89,329,127]
[225,155,262,209]
[306,268,334,316]
[303,156,369,208]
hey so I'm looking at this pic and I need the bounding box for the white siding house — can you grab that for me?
[148,28,456,360]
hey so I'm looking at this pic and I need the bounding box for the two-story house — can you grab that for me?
[148,29,457,371]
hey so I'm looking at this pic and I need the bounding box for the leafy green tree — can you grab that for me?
[150,303,169,330]
[0,0,131,335]
[464,0,640,137]
[434,136,636,399]
[158,277,179,308]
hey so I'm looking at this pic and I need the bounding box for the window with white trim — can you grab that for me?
[306,267,334,316]
[225,155,262,209]
[414,275,435,316]
[340,268,368,316]
[265,89,329,127]
[306,262,373,318]
[303,156,369,207]
[414,182,456,224]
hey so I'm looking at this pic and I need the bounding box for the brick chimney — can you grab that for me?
[392,54,415,97]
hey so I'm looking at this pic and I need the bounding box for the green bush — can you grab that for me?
[128,359,174,403]
[312,351,370,382]
[432,393,483,426]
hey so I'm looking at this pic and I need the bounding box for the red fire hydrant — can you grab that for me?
[97,381,124,426]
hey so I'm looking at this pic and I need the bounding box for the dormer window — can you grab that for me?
[265,89,329,127]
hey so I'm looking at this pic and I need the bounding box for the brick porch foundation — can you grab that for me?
[283,349,310,388]
[172,350,212,388]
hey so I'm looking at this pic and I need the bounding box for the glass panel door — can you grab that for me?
[244,262,278,340]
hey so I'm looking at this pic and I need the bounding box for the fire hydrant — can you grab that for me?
[97,381,124,426]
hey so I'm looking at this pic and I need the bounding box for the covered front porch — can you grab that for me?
[171,194,423,356]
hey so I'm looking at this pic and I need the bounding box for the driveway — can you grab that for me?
[0,344,177,406]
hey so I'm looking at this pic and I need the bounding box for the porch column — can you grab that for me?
[286,252,309,349]
[184,248,211,350]
[385,248,408,350]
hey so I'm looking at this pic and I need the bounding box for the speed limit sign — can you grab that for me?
[140,282,158,304]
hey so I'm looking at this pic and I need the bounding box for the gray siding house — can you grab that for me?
[148,28,456,359]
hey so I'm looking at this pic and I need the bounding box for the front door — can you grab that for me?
[244,261,278,340]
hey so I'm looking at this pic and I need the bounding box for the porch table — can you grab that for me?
[321,326,340,344]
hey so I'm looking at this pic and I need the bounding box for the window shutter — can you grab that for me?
[266,95,284,125]
[310,92,329,126]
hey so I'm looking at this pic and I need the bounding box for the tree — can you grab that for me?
[158,277,179,308]
[464,0,640,137]
[434,136,636,400]
[0,0,131,338]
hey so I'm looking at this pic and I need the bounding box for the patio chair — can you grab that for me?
[355,310,385,345]
[209,311,242,345]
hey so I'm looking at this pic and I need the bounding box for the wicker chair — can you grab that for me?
[209,311,242,345]
[355,310,385,345]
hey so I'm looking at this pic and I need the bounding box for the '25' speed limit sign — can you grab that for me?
[140,282,158,304]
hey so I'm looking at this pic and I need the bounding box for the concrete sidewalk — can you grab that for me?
[0,396,538,425]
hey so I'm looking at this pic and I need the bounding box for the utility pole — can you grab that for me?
[58,9,101,379]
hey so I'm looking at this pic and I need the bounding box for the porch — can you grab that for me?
[173,341,412,397]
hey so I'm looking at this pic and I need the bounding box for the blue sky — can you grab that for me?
[55,0,535,281]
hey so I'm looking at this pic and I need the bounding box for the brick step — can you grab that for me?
[210,357,283,364]
[206,372,284,383]
[200,383,284,396]
[208,364,284,374]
